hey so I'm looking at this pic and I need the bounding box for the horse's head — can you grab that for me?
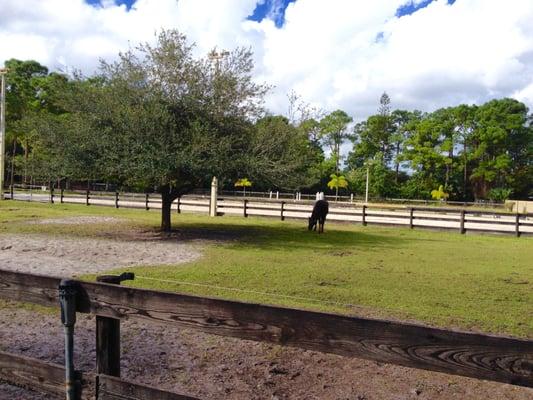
[308,217,315,231]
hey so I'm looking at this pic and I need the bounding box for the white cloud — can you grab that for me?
[1,0,533,118]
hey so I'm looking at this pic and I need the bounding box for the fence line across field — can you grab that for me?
[5,186,533,236]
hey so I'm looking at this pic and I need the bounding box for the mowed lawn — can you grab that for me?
[1,201,532,338]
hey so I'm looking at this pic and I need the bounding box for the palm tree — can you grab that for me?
[235,178,252,197]
[327,174,348,201]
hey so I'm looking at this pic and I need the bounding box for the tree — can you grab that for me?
[245,115,317,191]
[327,173,348,200]
[431,185,449,201]
[379,92,391,116]
[235,178,252,196]
[319,110,352,174]
[47,31,311,231]
[469,98,530,199]
[3,59,54,185]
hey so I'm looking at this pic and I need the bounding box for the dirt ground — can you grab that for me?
[0,224,201,277]
[0,217,531,399]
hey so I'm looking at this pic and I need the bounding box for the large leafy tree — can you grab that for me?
[47,30,311,231]
[2,59,64,185]
[469,98,531,199]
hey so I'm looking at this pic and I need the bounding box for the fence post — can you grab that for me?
[85,189,90,206]
[276,191,279,199]
[280,201,285,221]
[515,214,521,237]
[176,196,181,214]
[9,184,13,200]
[96,273,134,378]
[115,191,119,208]
[145,193,149,211]
[350,193,353,203]
[460,210,466,234]
[49,182,54,204]
[61,188,64,204]
[244,199,248,218]
[58,279,80,400]
[362,205,367,226]
[409,207,414,229]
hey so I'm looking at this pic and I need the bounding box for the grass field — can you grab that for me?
[1,200,532,338]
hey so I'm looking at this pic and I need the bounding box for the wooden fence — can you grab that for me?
[6,188,533,236]
[0,269,531,399]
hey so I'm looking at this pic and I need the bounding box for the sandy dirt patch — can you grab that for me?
[0,233,201,277]
[29,216,124,225]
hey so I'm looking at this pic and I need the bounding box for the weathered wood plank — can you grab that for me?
[78,279,533,387]
[0,269,60,308]
[98,375,199,400]
[0,351,94,399]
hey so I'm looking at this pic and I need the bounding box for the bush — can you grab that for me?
[487,187,512,202]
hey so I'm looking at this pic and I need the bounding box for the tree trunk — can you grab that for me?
[161,195,173,232]
[160,186,180,232]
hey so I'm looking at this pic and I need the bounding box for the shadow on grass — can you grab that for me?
[160,219,405,251]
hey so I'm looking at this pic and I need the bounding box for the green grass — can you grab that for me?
[1,200,532,337]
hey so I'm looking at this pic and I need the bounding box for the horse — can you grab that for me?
[308,199,329,233]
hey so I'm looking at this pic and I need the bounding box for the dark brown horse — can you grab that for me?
[308,199,329,233]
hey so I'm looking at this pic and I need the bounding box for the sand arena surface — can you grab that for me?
[0,216,202,277]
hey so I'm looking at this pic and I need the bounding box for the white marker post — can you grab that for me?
[209,176,218,217]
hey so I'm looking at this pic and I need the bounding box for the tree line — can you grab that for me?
[2,30,532,229]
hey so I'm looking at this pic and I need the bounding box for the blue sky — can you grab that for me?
[85,0,456,27]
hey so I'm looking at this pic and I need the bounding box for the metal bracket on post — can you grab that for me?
[59,280,80,400]
[96,272,134,378]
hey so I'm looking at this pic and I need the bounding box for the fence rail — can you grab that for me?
[5,188,533,236]
[0,351,195,400]
[0,268,532,398]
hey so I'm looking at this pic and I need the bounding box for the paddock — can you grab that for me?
[0,200,531,399]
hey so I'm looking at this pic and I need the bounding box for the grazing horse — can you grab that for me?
[308,199,329,233]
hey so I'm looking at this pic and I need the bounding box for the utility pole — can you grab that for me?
[0,68,8,200]
[365,166,369,204]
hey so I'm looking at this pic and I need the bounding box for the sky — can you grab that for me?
[1,0,533,120]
